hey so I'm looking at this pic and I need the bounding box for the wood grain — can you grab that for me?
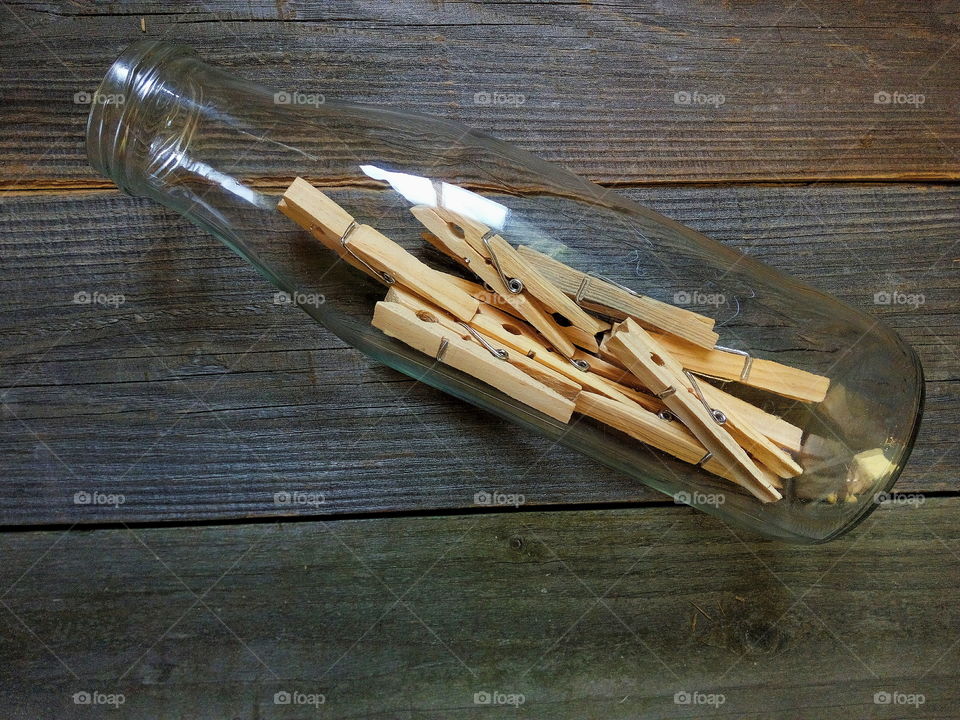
[0,183,955,525]
[0,499,957,718]
[1,5,958,715]
[1,1,959,188]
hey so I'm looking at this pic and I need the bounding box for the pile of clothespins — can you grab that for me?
[278,178,836,504]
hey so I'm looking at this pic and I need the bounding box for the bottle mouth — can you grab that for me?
[85,40,199,195]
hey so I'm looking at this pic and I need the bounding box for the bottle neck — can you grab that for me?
[86,41,204,197]
[86,39,283,253]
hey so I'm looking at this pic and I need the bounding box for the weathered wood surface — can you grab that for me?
[1,184,956,525]
[1,1,959,188]
[1,2,958,718]
[1,499,958,718]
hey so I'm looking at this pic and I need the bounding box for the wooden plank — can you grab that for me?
[2,2,960,188]
[0,184,955,524]
[1,499,958,717]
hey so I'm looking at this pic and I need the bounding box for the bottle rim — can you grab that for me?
[85,40,199,195]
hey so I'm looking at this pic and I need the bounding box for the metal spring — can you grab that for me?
[341,221,396,285]
[482,230,523,294]
[458,322,509,361]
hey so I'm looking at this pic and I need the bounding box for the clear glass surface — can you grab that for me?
[86,41,924,542]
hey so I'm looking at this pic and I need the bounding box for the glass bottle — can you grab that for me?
[86,40,924,542]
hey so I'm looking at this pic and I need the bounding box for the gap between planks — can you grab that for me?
[5,175,960,196]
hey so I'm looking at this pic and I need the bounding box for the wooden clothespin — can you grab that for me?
[606,318,782,502]
[278,178,479,322]
[575,392,781,490]
[598,356,801,479]
[627,344,801,478]
[383,286,582,401]
[441,272,608,353]
[642,331,830,403]
[372,301,576,422]
[467,301,636,405]
[430,208,609,338]
[695,381,803,455]
[703,395,802,479]
[410,205,582,363]
[596,335,806,453]
[516,245,720,349]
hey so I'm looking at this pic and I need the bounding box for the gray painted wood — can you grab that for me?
[1,1,959,188]
[1,498,958,718]
[1,3,958,717]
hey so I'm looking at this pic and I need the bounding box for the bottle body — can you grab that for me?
[87,41,923,542]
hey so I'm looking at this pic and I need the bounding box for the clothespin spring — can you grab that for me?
[458,322,509,361]
[715,345,754,382]
[341,221,396,285]
[684,370,727,425]
[577,271,642,303]
[482,231,523,294]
